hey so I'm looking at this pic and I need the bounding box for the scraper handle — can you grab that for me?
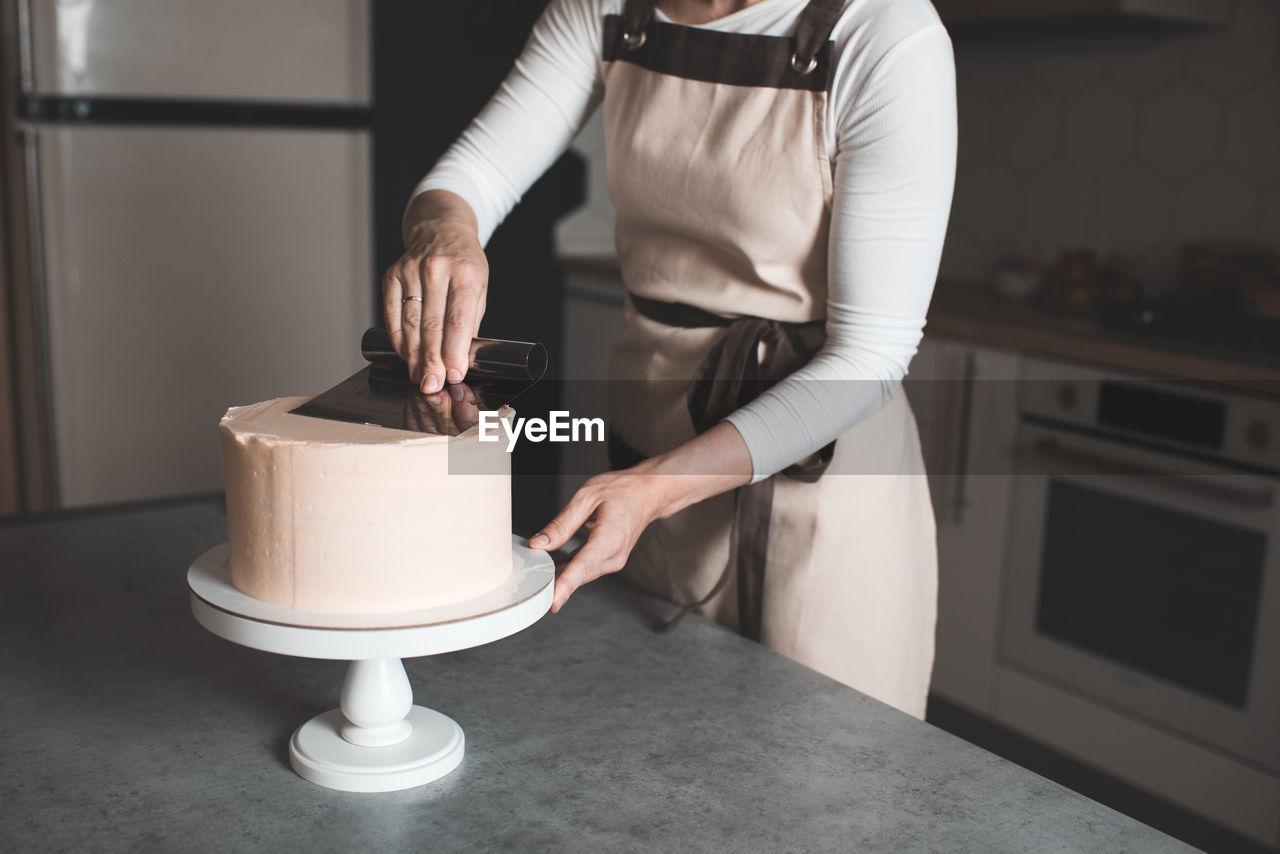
[359,327,547,383]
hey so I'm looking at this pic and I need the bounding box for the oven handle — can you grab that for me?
[1031,437,1276,510]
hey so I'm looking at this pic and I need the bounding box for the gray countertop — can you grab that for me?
[0,498,1190,853]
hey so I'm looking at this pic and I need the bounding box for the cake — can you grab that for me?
[219,396,512,614]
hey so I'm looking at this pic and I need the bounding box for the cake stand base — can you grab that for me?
[290,707,464,793]
[187,539,553,794]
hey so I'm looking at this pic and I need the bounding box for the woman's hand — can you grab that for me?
[530,469,667,613]
[530,421,755,613]
[383,190,488,394]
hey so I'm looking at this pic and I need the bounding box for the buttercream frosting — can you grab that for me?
[220,396,512,614]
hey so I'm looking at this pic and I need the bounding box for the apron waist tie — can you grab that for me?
[612,294,835,640]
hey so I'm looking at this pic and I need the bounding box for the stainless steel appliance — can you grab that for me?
[1001,358,1280,772]
[4,0,371,509]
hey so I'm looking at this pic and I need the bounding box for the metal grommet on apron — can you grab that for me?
[600,0,938,718]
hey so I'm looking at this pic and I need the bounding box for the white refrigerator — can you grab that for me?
[11,0,372,508]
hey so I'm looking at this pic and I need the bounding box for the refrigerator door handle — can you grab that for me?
[16,0,34,94]
[18,124,59,503]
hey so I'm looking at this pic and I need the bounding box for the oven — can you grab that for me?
[1000,358,1280,772]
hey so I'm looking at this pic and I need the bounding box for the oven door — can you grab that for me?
[1001,423,1280,771]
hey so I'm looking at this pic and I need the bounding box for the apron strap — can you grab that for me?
[620,0,658,48]
[626,294,835,640]
[792,0,845,72]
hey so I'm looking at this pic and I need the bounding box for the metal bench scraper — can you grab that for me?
[291,327,547,436]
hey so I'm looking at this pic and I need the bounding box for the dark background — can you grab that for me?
[373,0,583,534]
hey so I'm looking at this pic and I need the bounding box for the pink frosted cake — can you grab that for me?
[219,396,512,614]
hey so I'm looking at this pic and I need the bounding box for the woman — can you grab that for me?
[384,0,956,718]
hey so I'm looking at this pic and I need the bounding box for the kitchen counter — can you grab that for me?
[558,255,1280,399]
[0,498,1191,853]
[923,280,1280,398]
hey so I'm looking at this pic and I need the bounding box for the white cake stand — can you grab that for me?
[187,537,554,793]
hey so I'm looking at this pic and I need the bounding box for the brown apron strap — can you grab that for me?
[621,0,658,44]
[628,295,835,639]
[792,0,845,69]
[658,503,739,632]
[732,477,774,640]
[628,293,736,328]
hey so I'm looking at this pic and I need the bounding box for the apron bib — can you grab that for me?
[601,0,937,718]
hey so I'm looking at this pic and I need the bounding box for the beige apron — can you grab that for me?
[600,0,937,718]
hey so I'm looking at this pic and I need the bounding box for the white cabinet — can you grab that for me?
[908,335,1021,714]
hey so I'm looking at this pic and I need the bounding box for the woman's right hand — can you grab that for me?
[382,190,489,394]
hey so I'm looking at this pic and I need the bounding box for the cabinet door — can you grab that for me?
[908,337,973,528]
[910,337,1021,713]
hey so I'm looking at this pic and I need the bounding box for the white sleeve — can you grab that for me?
[409,0,608,244]
[724,24,957,482]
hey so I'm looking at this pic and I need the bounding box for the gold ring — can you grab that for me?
[402,296,423,304]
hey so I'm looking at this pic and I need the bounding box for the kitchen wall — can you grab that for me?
[942,0,1280,291]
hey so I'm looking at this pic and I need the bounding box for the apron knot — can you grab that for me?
[623,294,835,639]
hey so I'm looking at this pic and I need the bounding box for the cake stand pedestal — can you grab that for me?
[187,538,554,793]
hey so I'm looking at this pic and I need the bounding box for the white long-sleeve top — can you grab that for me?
[413,0,957,481]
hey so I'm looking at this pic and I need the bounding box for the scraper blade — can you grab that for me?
[290,327,547,436]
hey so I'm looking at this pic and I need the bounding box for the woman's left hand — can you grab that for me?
[529,469,665,613]
[528,421,756,613]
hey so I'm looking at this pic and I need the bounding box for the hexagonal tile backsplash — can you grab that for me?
[943,0,1280,291]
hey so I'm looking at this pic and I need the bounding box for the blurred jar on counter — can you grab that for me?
[1037,247,1141,314]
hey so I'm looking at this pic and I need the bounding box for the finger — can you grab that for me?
[382,268,406,361]
[442,272,481,384]
[530,490,598,552]
[552,529,624,613]
[400,266,425,386]
[418,257,450,393]
[460,292,487,372]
